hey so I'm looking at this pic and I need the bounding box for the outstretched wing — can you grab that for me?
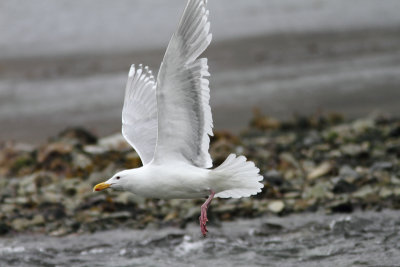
[122,64,158,165]
[153,0,213,168]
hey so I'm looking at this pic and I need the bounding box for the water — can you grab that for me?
[1,210,400,267]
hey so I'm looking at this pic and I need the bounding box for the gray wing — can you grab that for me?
[122,64,157,165]
[153,0,213,168]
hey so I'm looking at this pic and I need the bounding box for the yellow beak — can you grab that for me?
[93,182,110,192]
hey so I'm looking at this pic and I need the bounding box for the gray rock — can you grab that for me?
[370,162,393,172]
[339,165,360,179]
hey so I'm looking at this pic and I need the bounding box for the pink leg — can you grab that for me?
[199,190,215,237]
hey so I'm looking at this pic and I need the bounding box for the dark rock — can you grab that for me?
[57,127,98,145]
[388,123,400,138]
[39,203,66,221]
[264,170,284,186]
[328,200,353,213]
[0,222,11,235]
[332,178,358,194]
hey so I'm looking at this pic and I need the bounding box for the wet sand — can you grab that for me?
[1,26,400,143]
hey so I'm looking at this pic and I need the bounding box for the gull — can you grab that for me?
[93,0,264,236]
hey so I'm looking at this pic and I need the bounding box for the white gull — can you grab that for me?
[93,0,264,236]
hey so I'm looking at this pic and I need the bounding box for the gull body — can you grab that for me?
[93,0,264,236]
[114,163,211,199]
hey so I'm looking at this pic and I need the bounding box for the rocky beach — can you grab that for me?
[1,112,399,237]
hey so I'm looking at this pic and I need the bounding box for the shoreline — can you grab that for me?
[1,27,400,143]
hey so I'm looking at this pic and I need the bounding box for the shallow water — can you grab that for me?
[1,210,400,267]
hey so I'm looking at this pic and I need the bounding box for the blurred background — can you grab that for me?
[1,0,400,143]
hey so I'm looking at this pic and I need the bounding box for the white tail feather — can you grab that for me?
[211,154,264,198]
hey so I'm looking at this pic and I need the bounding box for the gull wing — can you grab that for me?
[122,64,158,165]
[153,0,213,168]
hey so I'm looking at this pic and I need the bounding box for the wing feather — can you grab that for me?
[153,0,213,168]
[122,64,157,165]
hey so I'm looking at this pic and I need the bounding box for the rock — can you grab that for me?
[393,187,400,196]
[102,211,132,220]
[301,160,316,174]
[379,187,393,198]
[40,203,66,221]
[4,196,30,205]
[1,204,16,213]
[57,127,97,145]
[264,170,284,186]
[340,144,365,157]
[353,185,375,199]
[124,152,142,169]
[75,183,92,196]
[18,174,37,195]
[98,133,131,151]
[283,192,301,199]
[62,178,81,196]
[339,165,360,179]
[31,214,45,226]
[83,145,108,155]
[12,218,30,231]
[279,153,301,169]
[352,118,375,133]
[72,153,92,169]
[0,223,11,235]
[250,109,280,130]
[268,200,285,213]
[50,227,70,237]
[213,204,237,213]
[303,130,321,146]
[115,192,142,205]
[164,211,178,222]
[184,206,200,220]
[332,177,357,194]
[327,198,353,213]
[34,172,58,188]
[307,162,333,180]
[388,123,400,138]
[391,176,400,185]
[370,162,393,172]
[37,143,73,163]
[303,182,334,199]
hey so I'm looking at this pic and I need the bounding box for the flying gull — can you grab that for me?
[93,0,264,236]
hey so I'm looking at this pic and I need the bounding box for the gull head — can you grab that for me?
[93,170,130,192]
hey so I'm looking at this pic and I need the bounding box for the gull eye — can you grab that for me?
[116,176,120,180]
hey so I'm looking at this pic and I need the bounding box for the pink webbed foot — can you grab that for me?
[199,190,215,237]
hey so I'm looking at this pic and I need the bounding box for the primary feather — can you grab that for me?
[122,64,157,165]
[153,0,213,168]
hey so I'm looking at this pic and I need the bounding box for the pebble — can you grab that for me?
[307,162,333,180]
[268,200,285,213]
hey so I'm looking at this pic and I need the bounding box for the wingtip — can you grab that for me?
[128,64,135,77]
